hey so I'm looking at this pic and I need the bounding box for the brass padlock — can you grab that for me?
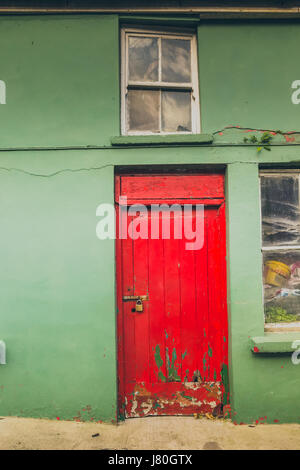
[135,298,143,313]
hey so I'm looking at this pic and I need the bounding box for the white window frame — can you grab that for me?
[121,27,201,136]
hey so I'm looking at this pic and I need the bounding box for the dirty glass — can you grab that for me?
[263,250,300,324]
[261,173,300,326]
[128,36,158,82]
[128,90,159,132]
[161,91,191,133]
[161,38,191,83]
[261,175,300,246]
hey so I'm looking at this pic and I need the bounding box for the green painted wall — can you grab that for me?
[1,17,300,148]
[198,21,300,134]
[0,160,117,421]
[0,15,119,148]
[0,15,300,423]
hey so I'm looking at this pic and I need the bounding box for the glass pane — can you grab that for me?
[128,36,158,82]
[161,38,191,83]
[128,90,159,132]
[161,91,191,133]
[263,250,300,325]
[261,175,300,246]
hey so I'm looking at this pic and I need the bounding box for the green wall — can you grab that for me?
[198,21,300,134]
[1,17,300,148]
[0,15,119,148]
[0,14,300,423]
[0,159,117,421]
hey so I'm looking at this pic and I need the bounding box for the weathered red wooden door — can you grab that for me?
[116,174,228,418]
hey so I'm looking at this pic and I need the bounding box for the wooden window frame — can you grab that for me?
[121,27,201,136]
[260,169,300,331]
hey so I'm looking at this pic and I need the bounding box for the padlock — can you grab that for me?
[135,298,143,313]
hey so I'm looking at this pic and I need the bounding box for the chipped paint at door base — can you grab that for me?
[125,382,223,418]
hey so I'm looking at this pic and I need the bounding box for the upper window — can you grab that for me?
[121,28,200,135]
[260,171,300,330]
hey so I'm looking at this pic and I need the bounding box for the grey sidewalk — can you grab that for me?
[0,416,300,450]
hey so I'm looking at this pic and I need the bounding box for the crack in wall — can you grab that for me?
[0,164,114,178]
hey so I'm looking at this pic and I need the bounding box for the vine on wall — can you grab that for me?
[243,132,273,153]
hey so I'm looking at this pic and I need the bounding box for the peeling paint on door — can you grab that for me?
[125,382,224,418]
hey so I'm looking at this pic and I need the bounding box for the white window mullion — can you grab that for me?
[158,36,162,83]
[190,34,200,134]
[262,246,300,251]
[121,29,128,135]
[298,174,300,216]
[127,81,192,89]
[159,89,162,133]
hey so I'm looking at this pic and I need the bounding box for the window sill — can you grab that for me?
[111,134,213,147]
[265,322,300,333]
[250,332,300,354]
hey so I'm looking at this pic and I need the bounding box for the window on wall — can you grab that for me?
[260,171,300,330]
[121,28,200,135]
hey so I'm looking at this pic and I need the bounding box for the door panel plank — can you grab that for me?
[194,214,209,382]
[163,212,182,384]
[133,222,150,383]
[120,174,224,200]
[122,216,136,387]
[148,211,167,384]
[180,213,198,383]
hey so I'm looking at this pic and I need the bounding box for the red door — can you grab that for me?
[116,174,228,418]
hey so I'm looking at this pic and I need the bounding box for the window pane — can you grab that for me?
[263,250,300,325]
[261,175,300,246]
[128,36,158,82]
[161,38,191,83]
[128,90,159,132]
[162,91,191,132]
